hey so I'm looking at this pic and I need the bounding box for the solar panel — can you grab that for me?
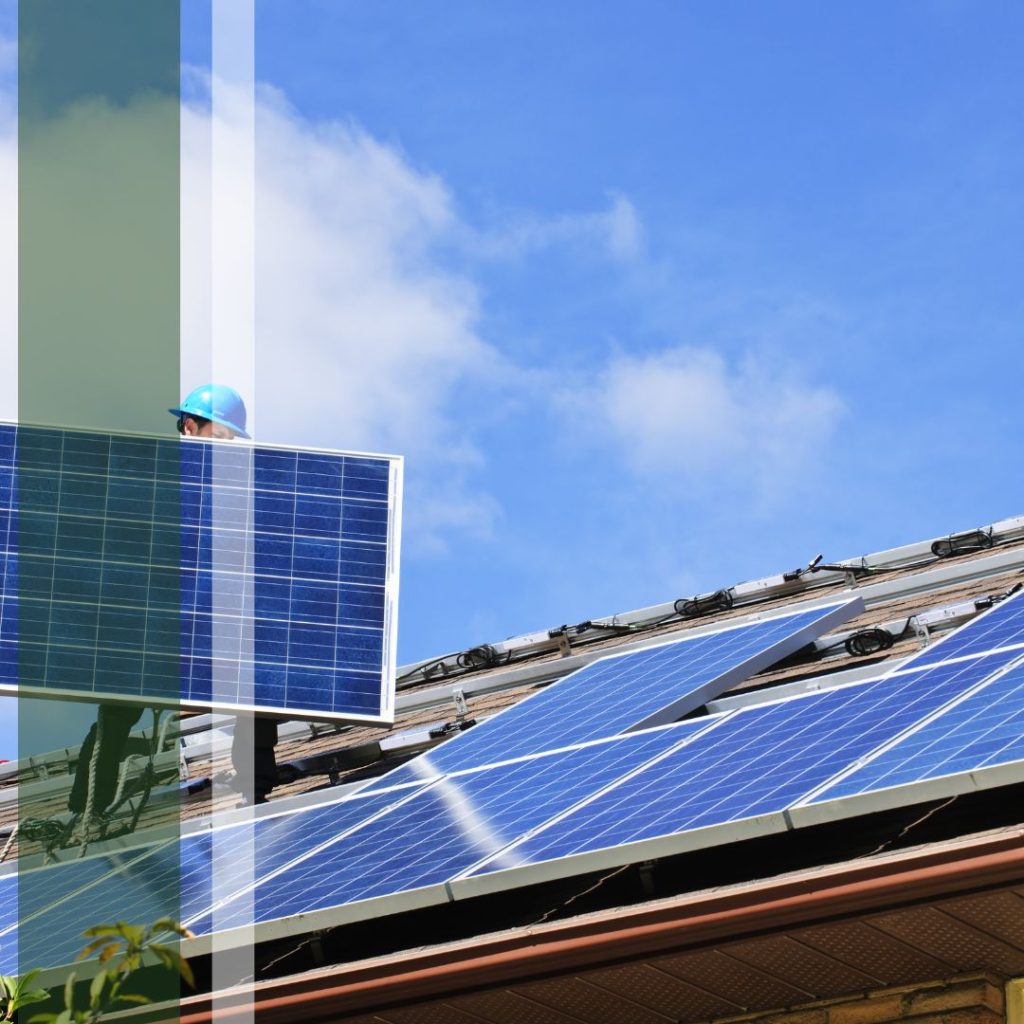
[0,874,14,933]
[0,875,14,975]
[11,786,418,972]
[187,722,713,940]
[908,586,1024,668]
[374,599,864,786]
[0,423,402,721]
[798,650,1024,813]
[453,647,1024,898]
[3,839,176,974]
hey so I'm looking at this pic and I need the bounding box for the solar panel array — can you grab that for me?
[803,651,1024,806]
[196,722,711,936]
[376,600,863,786]
[12,589,1024,973]
[0,423,401,720]
[460,647,1024,885]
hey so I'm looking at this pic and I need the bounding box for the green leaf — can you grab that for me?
[148,947,173,972]
[96,945,119,966]
[151,918,191,940]
[26,1013,57,1024]
[76,938,117,962]
[177,956,196,990]
[149,946,194,990]
[112,994,151,1006]
[15,990,50,1010]
[88,972,106,1007]
[62,973,75,1014]
[116,924,144,946]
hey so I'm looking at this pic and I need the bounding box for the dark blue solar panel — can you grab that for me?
[13,788,411,970]
[0,423,400,720]
[807,651,1024,801]
[0,874,14,934]
[911,589,1024,668]
[5,841,173,972]
[464,649,1024,876]
[200,722,709,930]
[375,601,862,786]
[0,875,14,975]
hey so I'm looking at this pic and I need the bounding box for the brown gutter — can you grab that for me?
[170,828,1024,1024]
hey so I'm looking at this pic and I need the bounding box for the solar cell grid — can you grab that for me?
[0,423,401,721]
[0,874,15,934]
[0,875,14,976]
[375,600,862,786]
[910,588,1024,668]
[806,652,1024,802]
[463,647,1024,878]
[12,787,415,971]
[196,721,711,933]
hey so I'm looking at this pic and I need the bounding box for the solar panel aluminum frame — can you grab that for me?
[788,648,1024,829]
[183,881,449,964]
[0,422,403,724]
[448,807,789,904]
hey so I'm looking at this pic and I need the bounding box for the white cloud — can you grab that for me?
[181,80,510,555]
[0,66,505,554]
[564,346,844,499]
[463,191,643,264]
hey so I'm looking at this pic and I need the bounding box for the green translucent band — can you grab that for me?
[17,0,183,1005]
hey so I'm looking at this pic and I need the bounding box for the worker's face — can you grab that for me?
[180,416,235,440]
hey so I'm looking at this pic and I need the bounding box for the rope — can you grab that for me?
[0,822,18,863]
[76,709,106,857]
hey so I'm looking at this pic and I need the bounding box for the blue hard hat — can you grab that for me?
[169,384,251,439]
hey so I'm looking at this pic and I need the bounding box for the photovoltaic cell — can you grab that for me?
[199,722,710,932]
[5,841,174,973]
[909,588,1024,668]
[0,423,401,720]
[464,648,1024,877]
[0,875,14,933]
[0,876,14,975]
[14,787,414,971]
[376,601,862,786]
[807,651,1024,802]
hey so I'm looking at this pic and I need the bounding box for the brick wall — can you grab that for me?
[710,974,1004,1024]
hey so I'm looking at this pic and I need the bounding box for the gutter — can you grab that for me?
[161,826,1024,1024]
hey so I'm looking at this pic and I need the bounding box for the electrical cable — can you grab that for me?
[393,534,1015,688]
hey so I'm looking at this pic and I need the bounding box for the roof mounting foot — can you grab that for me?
[637,860,657,897]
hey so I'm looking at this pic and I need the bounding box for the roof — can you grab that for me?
[7,517,1024,855]
[7,515,1024,1021]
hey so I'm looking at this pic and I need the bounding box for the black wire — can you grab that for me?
[844,627,895,657]
[395,538,1011,687]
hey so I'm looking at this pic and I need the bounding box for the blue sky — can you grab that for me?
[1,2,1023,756]
[243,1,1022,654]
